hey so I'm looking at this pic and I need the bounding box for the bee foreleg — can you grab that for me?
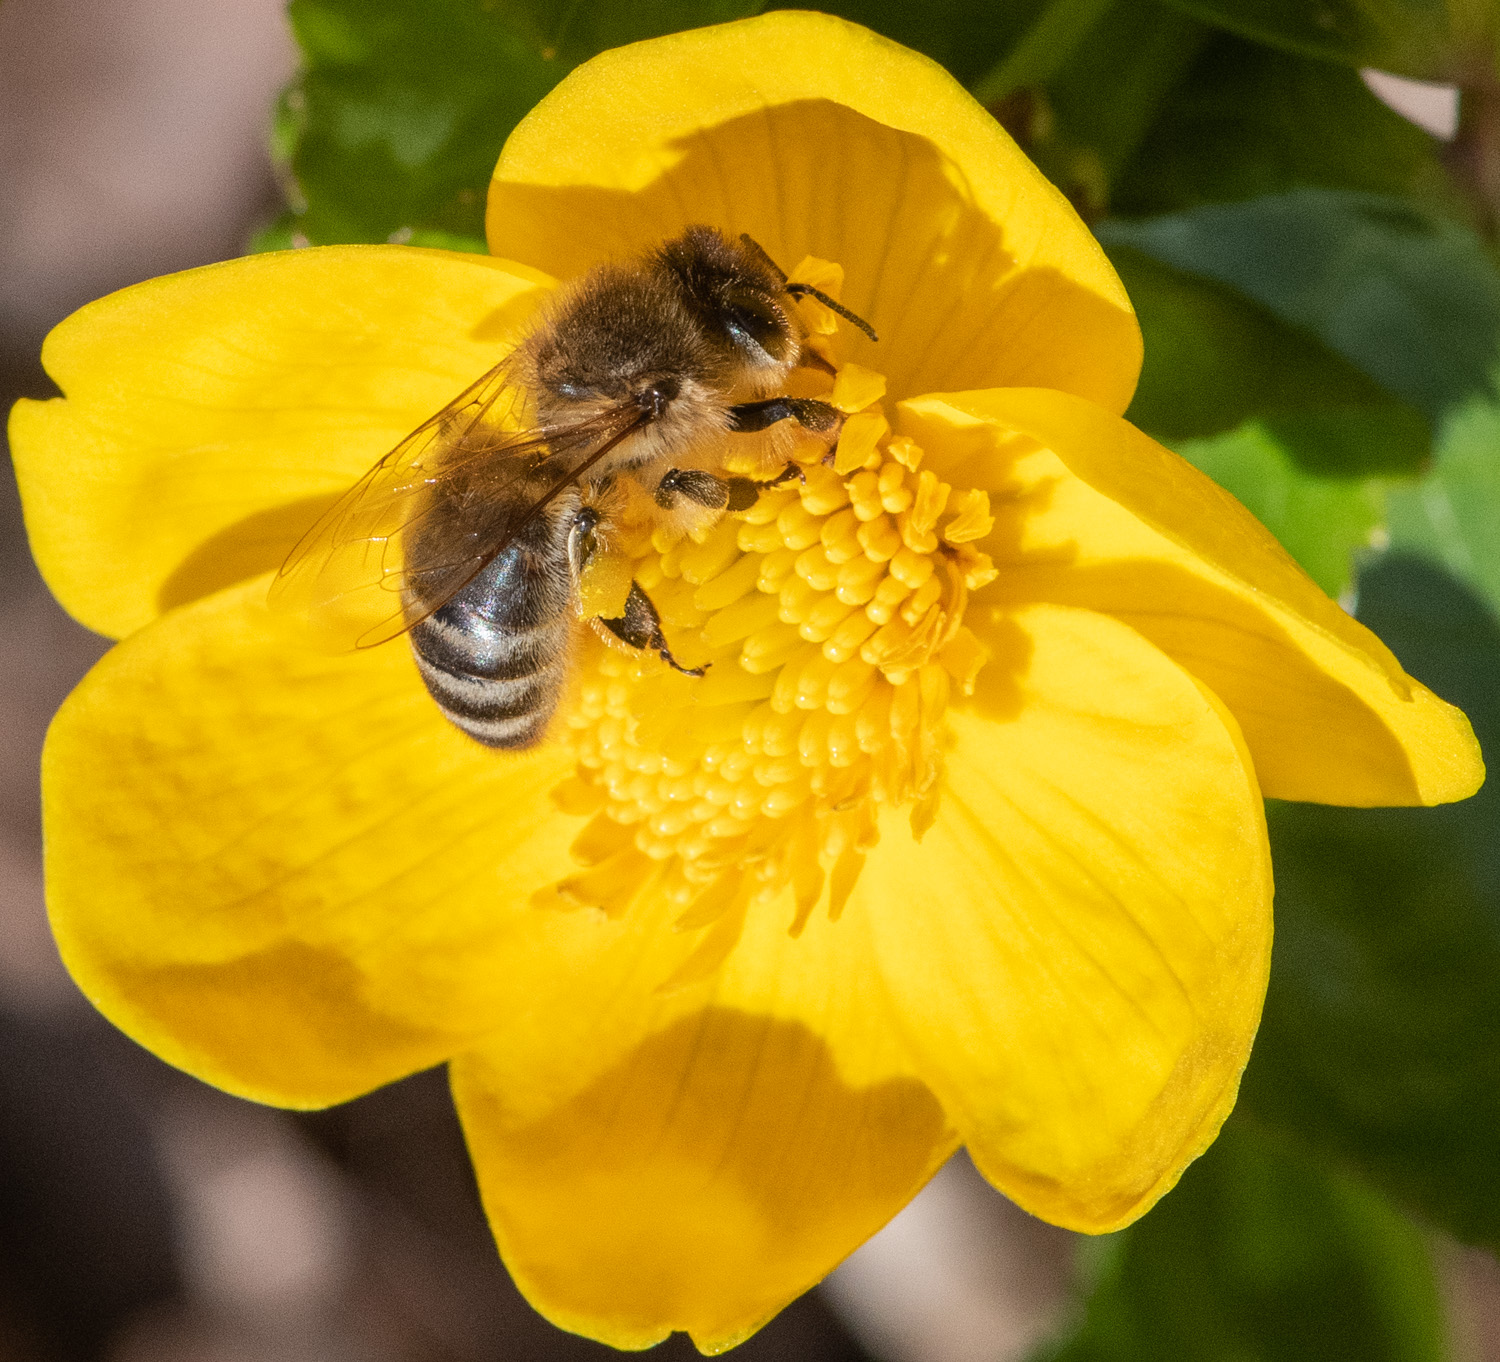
[656,466,793,514]
[757,463,805,488]
[728,397,843,436]
[730,464,805,505]
[655,468,734,511]
[599,582,707,677]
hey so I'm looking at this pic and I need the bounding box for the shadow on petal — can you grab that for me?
[491,100,1136,406]
[109,940,452,1109]
[13,246,553,639]
[453,1006,952,1353]
[156,494,338,615]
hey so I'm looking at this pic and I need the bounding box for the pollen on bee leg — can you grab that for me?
[542,329,998,978]
[574,547,634,620]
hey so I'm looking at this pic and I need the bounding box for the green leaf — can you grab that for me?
[283,0,764,246]
[248,213,300,255]
[1101,189,1500,423]
[985,0,1210,217]
[1037,0,1210,184]
[1035,1118,1449,1362]
[1112,244,1429,474]
[1108,37,1447,215]
[1387,388,1500,615]
[1105,190,1500,604]
[807,0,1051,90]
[1240,552,1500,1252]
[982,18,1440,221]
[1111,241,1422,599]
[970,0,1123,106]
[1173,424,1388,597]
[1150,0,1453,79]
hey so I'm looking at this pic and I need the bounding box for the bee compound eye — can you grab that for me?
[723,290,791,360]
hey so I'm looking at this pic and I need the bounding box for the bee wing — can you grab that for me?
[270,360,640,649]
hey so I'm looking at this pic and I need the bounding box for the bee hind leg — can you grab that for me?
[598,582,707,677]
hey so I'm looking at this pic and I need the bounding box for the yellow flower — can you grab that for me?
[8,11,1483,1353]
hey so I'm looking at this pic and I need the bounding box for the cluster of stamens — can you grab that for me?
[539,287,997,984]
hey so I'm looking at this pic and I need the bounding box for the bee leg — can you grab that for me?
[600,582,707,677]
[728,397,842,436]
[657,466,803,514]
[755,463,806,490]
[567,506,602,575]
[655,468,734,511]
[731,398,845,477]
[725,477,765,510]
[657,464,807,520]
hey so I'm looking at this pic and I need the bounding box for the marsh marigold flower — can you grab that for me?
[9,12,1483,1353]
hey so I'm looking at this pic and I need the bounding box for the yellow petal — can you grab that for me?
[901,389,1484,807]
[10,246,552,639]
[863,601,1271,1232]
[450,876,954,1352]
[487,11,1139,410]
[43,576,583,1107]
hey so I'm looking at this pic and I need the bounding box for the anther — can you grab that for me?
[550,343,994,968]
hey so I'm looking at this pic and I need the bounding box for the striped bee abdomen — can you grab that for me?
[408,517,574,749]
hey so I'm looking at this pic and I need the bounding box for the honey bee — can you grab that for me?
[271,225,877,749]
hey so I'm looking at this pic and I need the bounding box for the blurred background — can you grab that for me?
[2,1,1499,1359]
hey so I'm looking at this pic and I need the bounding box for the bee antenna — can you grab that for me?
[784,283,879,343]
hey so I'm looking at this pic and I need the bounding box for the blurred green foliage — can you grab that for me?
[1107,36,1447,214]
[263,0,765,247]
[1106,245,1413,452]
[1175,426,1389,596]
[1243,554,1500,1251]
[1102,191,1500,424]
[1388,391,1500,613]
[1036,1117,1449,1362]
[818,0,1050,87]
[1152,0,1455,79]
[256,0,1500,1355]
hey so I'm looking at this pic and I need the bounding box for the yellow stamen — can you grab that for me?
[544,272,998,974]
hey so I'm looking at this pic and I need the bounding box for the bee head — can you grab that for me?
[655,225,800,371]
[527,266,724,423]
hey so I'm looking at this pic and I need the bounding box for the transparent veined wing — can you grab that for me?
[269,359,644,649]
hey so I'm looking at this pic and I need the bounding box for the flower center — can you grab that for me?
[537,275,997,984]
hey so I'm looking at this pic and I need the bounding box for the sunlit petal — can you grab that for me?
[901,388,1484,806]
[43,576,585,1106]
[452,889,953,1352]
[10,247,551,639]
[863,601,1271,1231]
[488,10,1139,410]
